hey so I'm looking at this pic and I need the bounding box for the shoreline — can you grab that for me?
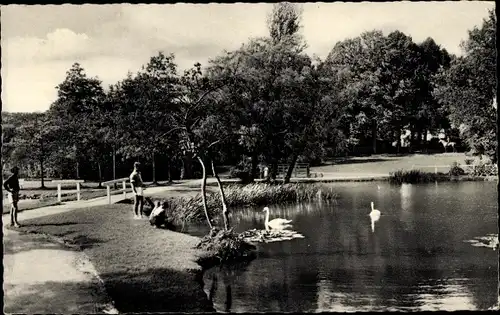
[9,174,497,214]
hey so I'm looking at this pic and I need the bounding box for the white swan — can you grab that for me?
[369,202,381,232]
[263,207,293,231]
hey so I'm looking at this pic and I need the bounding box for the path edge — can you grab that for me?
[13,228,120,314]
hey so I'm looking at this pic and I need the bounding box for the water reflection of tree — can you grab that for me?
[204,261,252,312]
[458,254,498,309]
[205,249,321,312]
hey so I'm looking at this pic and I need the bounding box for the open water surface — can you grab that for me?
[188,181,498,312]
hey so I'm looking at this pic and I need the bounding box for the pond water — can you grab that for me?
[188,181,498,312]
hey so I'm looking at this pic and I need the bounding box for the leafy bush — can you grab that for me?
[228,167,252,183]
[389,169,447,184]
[471,162,498,176]
[196,227,256,265]
[449,162,466,176]
[464,158,474,165]
[229,158,254,183]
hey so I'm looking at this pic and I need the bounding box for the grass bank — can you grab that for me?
[14,205,215,313]
[153,183,338,226]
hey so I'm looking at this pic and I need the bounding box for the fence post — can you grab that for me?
[57,184,62,202]
[76,182,81,201]
[122,180,127,199]
[107,185,111,205]
[435,166,438,174]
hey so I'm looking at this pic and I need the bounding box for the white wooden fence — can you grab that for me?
[276,163,310,178]
[102,178,130,205]
[51,179,85,202]
[410,165,449,174]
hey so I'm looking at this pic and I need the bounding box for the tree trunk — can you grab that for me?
[372,120,377,154]
[76,161,80,179]
[423,129,428,153]
[98,162,102,188]
[40,156,45,189]
[40,140,46,188]
[180,158,185,180]
[112,146,117,189]
[60,155,64,179]
[250,152,259,182]
[396,128,402,153]
[270,160,279,182]
[225,284,232,312]
[211,160,230,230]
[152,153,157,185]
[284,153,299,184]
[197,156,212,229]
[167,156,172,183]
[183,155,193,179]
[416,129,422,150]
[208,274,218,303]
[409,127,415,153]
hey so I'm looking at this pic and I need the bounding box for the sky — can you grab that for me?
[1,2,495,113]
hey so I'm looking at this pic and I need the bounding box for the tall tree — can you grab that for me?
[7,113,58,188]
[117,52,179,184]
[434,9,496,161]
[324,31,388,154]
[267,2,303,43]
[379,31,421,152]
[211,4,340,182]
[48,63,106,179]
[413,37,452,150]
[172,62,231,229]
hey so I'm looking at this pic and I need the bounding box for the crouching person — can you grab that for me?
[149,200,166,228]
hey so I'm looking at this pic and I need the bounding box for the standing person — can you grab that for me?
[130,162,145,219]
[3,166,21,227]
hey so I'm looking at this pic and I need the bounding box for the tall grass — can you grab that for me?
[163,183,338,226]
[389,169,448,184]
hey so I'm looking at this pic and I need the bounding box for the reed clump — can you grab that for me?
[166,183,338,226]
[389,169,448,184]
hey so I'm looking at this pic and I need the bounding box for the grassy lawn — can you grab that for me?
[312,153,467,175]
[14,204,214,313]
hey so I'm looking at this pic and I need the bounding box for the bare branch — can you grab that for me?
[186,85,224,115]
[189,117,202,130]
[164,126,187,136]
[207,139,221,149]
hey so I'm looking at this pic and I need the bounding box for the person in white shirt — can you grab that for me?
[130,162,145,219]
